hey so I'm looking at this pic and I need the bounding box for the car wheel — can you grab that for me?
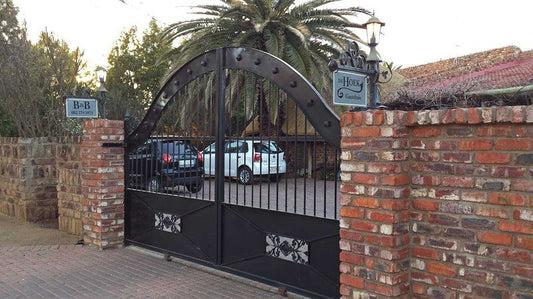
[238,166,253,185]
[147,178,161,192]
[269,174,283,182]
[186,182,203,193]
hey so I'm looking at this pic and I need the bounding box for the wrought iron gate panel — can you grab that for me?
[125,47,340,298]
[220,205,339,297]
[126,190,217,262]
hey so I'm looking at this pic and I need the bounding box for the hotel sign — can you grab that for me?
[333,71,368,107]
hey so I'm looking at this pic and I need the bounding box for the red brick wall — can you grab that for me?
[340,105,533,298]
[81,119,125,249]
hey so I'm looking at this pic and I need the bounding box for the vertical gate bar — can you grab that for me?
[133,144,137,189]
[127,143,130,190]
[135,142,139,189]
[284,93,289,212]
[161,125,164,194]
[164,100,169,194]
[267,80,271,210]
[193,83,197,196]
[275,86,280,211]
[179,89,185,194]
[208,75,212,197]
[188,81,193,195]
[173,89,179,192]
[163,117,167,193]
[131,144,135,189]
[159,105,163,193]
[303,114,307,216]
[184,87,188,192]
[172,97,178,194]
[323,140,327,218]
[215,47,226,265]
[201,75,207,200]
[144,128,149,191]
[235,70,240,206]
[194,77,200,199]
[228,69,233,204]
[209,74,214,202]
[258,81,263,209]
[163,115,167,193]
[293,98,297,214]
[173,96,178,193]
[161,105,166,194]
[174,95,180,194]
[313,131,317,216]
[242,72,247,206]
[250,73,255,208]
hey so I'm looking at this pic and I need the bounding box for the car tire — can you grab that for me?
[238,166,253,185]
[186,181,203,193]
[269,174,283,182]
[147,178,161,192]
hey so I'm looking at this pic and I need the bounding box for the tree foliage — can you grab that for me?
[0,0,87,137]
[105,19,172,121]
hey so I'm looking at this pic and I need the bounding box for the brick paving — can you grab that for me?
[0,245,285,298]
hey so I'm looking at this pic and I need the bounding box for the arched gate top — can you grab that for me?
[125,47,340,152]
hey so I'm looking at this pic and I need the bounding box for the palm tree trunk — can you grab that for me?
[256,81,271,136]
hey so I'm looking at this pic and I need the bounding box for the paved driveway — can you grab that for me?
[0,245,287,298]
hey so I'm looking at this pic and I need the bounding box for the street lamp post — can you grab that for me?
[328,14,391,109]
[96,66,108,119]
[363,16,385,108]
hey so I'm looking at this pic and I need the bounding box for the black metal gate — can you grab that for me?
[125,47,341,298]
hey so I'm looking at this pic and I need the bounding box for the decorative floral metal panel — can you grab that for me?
[154,212,181,234]
[266,234,309,264]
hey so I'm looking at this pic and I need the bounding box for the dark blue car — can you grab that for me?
[128,138,204,193]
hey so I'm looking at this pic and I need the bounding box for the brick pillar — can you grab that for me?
[339,110,410,298]
[81,119,125,249]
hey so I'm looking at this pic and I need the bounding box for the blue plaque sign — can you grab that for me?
[65,97,99,118]
[333,71,368,107]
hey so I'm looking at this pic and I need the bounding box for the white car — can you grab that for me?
[202,140,287,184]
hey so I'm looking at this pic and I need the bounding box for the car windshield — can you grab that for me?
[157,141,189,154]
[253,142,281,154]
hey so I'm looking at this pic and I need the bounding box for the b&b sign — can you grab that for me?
[333,71,368,107]
[65,98,98,118]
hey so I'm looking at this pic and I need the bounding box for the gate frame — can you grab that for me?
[125,47,342,298]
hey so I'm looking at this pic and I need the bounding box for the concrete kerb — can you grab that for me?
[127,245,309,299]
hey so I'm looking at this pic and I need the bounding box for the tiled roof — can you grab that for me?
[420,57,533,91]
[398,47,533,97]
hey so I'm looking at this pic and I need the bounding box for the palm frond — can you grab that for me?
[159,0,373,128]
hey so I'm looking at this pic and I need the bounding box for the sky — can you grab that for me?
[13,0,533,73]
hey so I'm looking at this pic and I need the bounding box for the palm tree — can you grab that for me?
[163,0,370,92]
[160,0,371,136]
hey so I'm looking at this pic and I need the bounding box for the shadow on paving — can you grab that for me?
[0,214,79,247]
